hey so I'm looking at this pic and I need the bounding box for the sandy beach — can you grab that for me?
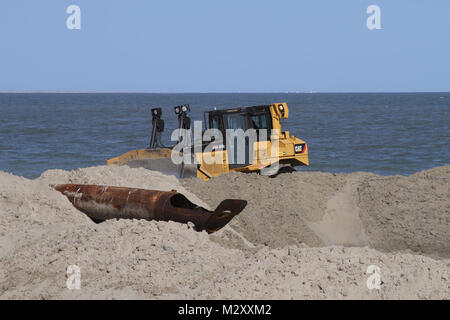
[0,165,448,299]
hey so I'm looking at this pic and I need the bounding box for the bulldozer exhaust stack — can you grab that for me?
[52,184,247,233]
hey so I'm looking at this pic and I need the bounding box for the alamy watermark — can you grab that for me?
[65,5,381,31]
[66,264,81,290]
[366,265,382,290]
[366,5,381,30]
[169,121,282,174]
[66,5,81,30]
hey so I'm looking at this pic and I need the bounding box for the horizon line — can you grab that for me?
[0,90,449,94]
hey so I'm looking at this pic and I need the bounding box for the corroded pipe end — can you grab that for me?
[203,199,248,233]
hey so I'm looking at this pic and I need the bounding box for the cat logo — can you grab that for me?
[294,144,304,154]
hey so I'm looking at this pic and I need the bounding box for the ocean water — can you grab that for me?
[0,93,448,179]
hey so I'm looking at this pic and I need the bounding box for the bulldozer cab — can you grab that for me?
[204,105,274,168]
[205,105,273,135]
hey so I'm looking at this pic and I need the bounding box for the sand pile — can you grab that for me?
[0,165,449,299]
[183,166,450,258]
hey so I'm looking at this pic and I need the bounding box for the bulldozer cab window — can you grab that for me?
[250,114,269,130]
[224,113,248,131]
[249,113,272,141]
[224,113,251,169]
[211,116,220,130]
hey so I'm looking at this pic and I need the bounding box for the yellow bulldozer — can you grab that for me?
[106,102,309,180]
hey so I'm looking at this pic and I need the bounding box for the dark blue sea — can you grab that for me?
[0,93,448,179]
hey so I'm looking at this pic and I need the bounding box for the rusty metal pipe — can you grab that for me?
[51,184,247,233]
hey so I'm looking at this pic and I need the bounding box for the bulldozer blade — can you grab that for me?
[125,158,198,178]
[106,148,198,178]
[51,184,246,233]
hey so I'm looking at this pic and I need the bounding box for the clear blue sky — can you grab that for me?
[1,0,449,92]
